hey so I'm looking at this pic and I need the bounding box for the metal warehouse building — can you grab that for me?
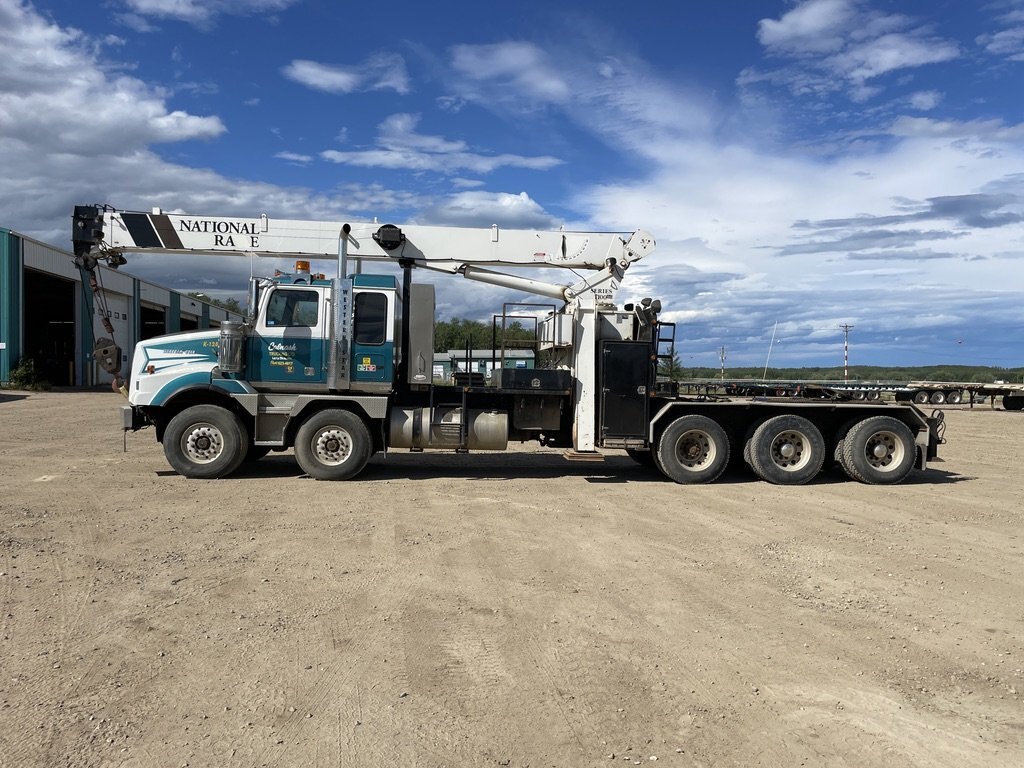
[1,226,242,388]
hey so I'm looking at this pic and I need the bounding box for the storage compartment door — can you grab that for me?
[599,341,650,440]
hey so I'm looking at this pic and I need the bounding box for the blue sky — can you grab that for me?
[2,0,1023,369]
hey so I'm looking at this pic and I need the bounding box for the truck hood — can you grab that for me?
[128,330,221,407]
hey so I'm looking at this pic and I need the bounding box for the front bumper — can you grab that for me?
[121,405,150,432]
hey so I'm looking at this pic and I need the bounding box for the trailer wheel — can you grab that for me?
[656,415,729,484]
[866,390,881,401]
[945,390,962,404]
[839,416,916,485]
[929,391,946,404]
[912,390,929,404]
[295,409,372,480]
[163,405,247,479]
[1004,395,1024,411]
[748,415,825,485]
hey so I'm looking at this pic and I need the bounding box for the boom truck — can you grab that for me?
[72,205,945,486]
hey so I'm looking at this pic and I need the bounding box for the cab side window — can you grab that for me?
[354,293,387,344]
[266,290,319,327]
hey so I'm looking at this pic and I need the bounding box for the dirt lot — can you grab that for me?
[0,391,1021,768]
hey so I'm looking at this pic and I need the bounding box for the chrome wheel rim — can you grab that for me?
[314,427,353,466]
[182,422,224,464]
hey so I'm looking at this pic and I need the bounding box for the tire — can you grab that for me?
[929,391,946,404]
[1003,395,1024,411]
[163,405,247,479]
[839,416,916,485]
[945,390,962,405]
[294,409,372,480]
[912,390,929,404]
[655,415,730,484]
[851,390,866,401]
[866,390,881,401]
[625,448,657,469]
[748,414,825,485]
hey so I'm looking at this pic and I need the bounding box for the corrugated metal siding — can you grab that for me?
[139,282,170,306]
[3,226,244,386]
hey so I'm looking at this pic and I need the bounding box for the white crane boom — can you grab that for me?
[74,207,655,274]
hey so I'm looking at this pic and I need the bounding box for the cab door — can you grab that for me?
[250,287,327,387]
[349,290,393,387]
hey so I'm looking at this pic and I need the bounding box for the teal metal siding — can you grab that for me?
[77,266,93,385]
[0,229,22,383]
[168,292,181,332]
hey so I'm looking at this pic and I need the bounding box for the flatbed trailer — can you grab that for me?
[684,379,1024,410]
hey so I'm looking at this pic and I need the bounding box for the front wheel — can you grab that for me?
[656,415,730,484]
[748,414,825,485]
[295,409,372,480]
[838,416,916,485]
[163,405,247,479]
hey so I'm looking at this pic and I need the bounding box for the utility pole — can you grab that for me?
[839,323,855,382]
[719,346,727,381]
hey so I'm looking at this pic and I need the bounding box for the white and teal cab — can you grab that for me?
[127,272,400,409]
[245,273,399,392]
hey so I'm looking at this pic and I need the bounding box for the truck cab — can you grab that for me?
[242,273,399,393]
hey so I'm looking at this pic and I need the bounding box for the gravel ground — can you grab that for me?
[0,390,1021,768]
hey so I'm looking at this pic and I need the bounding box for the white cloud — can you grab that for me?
[742,1,960,101]
[908,90,942,111]
[828,33,960,83]
[282,53,410,95]
[275,151,312,164]
[320,113,562,174]
[757,0,857,54]
[121,0,300,26]
[0,1,224,155]
[450,42,571,106]
[418,191,559,229]
[888,116,1024,142]
[977,4,1024,61]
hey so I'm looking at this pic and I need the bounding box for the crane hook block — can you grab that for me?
[93,339,122,375]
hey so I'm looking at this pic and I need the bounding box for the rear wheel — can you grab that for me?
[748,414,825,485]
[656,415,729,484]
[912,390,929,404]
[163,405,247,479]
[295,409,372,480]
[839,416,916,485]
[945,390,962,404]
[929,391,946,404]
